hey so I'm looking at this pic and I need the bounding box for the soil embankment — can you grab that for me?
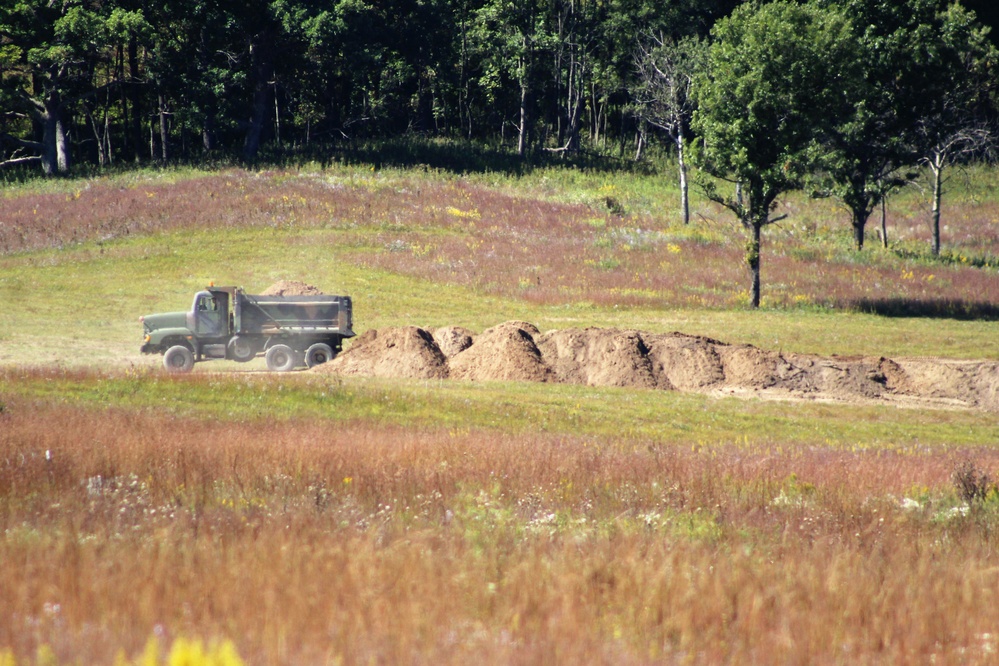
[265,281,998,411]
[316,321,999,412]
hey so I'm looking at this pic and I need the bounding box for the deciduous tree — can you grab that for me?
[0,0,148,174]
[815,0,995,251]
[693,0,858,308]
[914,2,997,256]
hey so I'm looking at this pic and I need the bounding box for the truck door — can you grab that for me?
[194,293,224,337]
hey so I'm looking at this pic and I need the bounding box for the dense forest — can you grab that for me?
[0,0,997,178]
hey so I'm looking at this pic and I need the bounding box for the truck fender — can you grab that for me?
[149,327,195,350]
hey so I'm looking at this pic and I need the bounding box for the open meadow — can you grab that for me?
[2,157,999,663]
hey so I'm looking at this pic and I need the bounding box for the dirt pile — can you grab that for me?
[432,326,475,358]
[537,328,661,389]
[315,321,999,412]
[643,333,726,390]
[322,327,448,380]
[880,357,999,411]
[260,280,324,296]
[448,321,552,383]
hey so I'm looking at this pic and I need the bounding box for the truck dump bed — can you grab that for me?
[236,293,354,337]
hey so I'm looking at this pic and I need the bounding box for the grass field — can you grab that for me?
[2,155,999,664]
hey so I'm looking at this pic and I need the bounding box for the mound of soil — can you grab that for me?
[644,333,725,390]
[312,320,999,412]
[260,280,324,296]
[975,365,999,412]
[433,326,476,358]
[536,328,661,389]
[718,345,802,390]
[875,357,910,391]
[448,321,552,383]
[882,358,999,411]
[783,355,887,399]
[318,326,448,380]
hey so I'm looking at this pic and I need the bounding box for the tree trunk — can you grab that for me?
[30,90,69,175]
[39,106,59,176]
[128,36,143,162]
[203,111,217,152]
[930,158,943,257]
[117,44,130,161]
[273,80,282,147]
[852,211,866,251]
[87,107,107,166]
[244,30,275,162]
[634,125,645,162]
[879,197,888,249]
[748,222,762,309]
[565,85,583,152]
[676,127,689,225]
[517,81,528,157]
[55,115,70,172]
[158,93,169,161]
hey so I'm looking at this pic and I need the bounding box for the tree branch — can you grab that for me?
[0,133,43,152]
[0,156,43,169]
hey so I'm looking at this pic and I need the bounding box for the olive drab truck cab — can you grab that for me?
[139,286,354,372]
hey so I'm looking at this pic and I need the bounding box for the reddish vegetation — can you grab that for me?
[3,168,998,311]
[3,398,999,663]
[321,321,999,411]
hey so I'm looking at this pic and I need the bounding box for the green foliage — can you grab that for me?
[692,0,860,306]
[0,0,750,171]
[693,1,858,202]
[813,0,999,251]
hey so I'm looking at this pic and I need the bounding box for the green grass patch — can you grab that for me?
[3,368,996,450]
[1,224,997,366]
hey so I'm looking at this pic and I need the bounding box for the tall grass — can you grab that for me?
[3,393,999,663]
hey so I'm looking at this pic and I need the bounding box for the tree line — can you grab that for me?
[0,0,745,174]
[5,0,992,173]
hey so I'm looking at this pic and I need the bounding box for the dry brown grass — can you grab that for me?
[4,397,999,664]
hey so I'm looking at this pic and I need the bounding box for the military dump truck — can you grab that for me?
[139,286,354,372]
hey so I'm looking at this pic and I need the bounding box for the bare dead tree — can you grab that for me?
[921,122,993,256]
[633,34,705,225]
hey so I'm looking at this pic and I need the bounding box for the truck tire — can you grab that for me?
[305,343,335,368]
[265,344,297,372]
[163,345,195,373]
[228,336,258,363]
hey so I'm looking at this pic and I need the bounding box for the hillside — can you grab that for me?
[2,164,999,665]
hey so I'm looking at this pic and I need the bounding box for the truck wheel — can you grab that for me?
[265,344,297,372]
[305,343,335,368]
[228,336,258,363]
[163,345,195,373]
